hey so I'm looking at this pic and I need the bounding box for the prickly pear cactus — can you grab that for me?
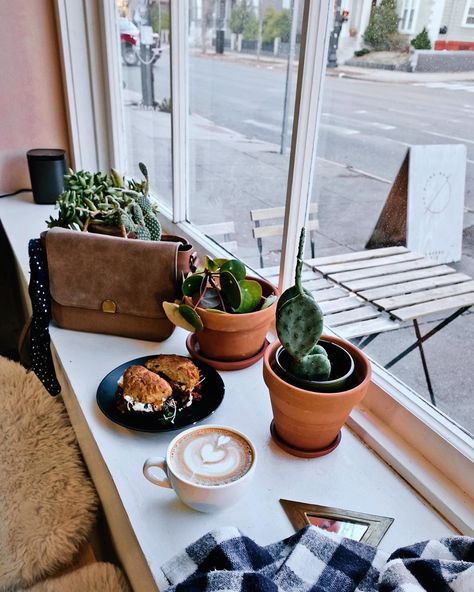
[276,228,331,381]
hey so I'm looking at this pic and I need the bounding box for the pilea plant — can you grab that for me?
[163,257,277,332]
[276,228,331,381]
[47,162,162,241]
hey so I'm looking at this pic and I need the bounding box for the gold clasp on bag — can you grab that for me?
[102,299,117,314]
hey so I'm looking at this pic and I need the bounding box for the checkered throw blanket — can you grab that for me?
[156,526,474,592]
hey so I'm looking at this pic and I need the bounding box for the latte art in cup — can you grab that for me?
[170,427,254,486]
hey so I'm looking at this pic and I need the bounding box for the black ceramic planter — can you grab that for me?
[273,339,355,393]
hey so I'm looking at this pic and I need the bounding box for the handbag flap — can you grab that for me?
[45,228,179,319]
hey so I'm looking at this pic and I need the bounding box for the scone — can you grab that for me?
[145,355,201,393]
[117,365,172,413]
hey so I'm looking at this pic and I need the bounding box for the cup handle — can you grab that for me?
[143,457,172,489]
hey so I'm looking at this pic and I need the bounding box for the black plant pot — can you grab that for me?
[273,339,355,393]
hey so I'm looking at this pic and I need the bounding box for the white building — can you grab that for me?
[338,0,474,60]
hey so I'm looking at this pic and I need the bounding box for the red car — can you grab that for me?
[119,18,161,66]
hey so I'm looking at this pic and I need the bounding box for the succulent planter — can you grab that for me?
[274,339,354,393]
[187,277,277,363]
[263,335,371,456]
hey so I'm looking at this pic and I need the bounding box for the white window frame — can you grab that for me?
[54,0,474,534]
[463,0,474,28]
[399,0,419,34]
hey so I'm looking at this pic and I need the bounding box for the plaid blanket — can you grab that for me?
[156,526,474,592]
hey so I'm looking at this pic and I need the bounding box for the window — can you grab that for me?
[56,0,474,531]
[399,0,418,34]
[118,1,173,207]
[464,1,474,26]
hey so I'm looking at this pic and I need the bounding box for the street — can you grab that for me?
[121,53,474,433]
[122,52,474,213]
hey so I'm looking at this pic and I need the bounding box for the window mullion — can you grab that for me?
[99,0,127,172]
[170,0,189,223]
[279,0,331,292]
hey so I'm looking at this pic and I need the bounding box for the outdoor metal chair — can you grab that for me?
[250,204,318,268]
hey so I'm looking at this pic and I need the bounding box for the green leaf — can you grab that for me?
[178,304,204,332]
[220,270,242,309]
[182,274,204,296]
[205,256,219,272]
[139,162,149,180]
[213,258,229,269]
[233,279,263,313]
[162,302,202,332]
[220,259,246,281]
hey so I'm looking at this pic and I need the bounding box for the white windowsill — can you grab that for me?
[152,204,474,536]
[1,193,473,591]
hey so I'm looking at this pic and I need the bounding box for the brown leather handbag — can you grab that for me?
[44,227,195,341]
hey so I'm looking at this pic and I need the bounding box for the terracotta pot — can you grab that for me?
[191,277,277,362]
[263,335,371,453]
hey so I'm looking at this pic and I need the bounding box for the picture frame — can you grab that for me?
[280,499,394,546]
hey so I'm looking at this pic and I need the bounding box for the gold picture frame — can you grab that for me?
[280,499,394,546]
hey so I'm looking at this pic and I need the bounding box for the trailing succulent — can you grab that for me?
[163,257,276,332]
[276,228,331,381]
[47,162,162,241]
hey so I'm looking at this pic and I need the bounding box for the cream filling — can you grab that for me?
[123,395,161,413]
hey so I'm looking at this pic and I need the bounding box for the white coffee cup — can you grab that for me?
[143,424,256,513]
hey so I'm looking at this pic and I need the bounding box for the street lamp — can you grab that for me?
[327,2,349,68]
[138,0,156,107]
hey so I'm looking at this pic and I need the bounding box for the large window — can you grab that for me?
[111,1,474,437]
[118,1,173,207]
[464,1,474,27]
[399,0,417,34]
[56,0,474,528]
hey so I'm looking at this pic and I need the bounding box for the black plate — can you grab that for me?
[96,355,225,432]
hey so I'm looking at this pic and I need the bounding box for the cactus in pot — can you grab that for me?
[276,228,331,381]
[263,226,372,456]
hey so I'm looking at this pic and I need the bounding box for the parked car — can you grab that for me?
[119,18,161,66]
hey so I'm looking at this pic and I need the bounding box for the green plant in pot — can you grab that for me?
[263,228,371,457]
[163,257,278,366]
[47,162,162,241]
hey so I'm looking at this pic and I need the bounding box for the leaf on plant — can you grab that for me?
[205,256,219,272]
[162,302,201,332]
[260,293,277,310]
[220,270,242,309]
[182,274,204,296]
[178,304,204,332]
[233,279,262,313]
[213,258,228,269]
[220,259,246,281]
[139,162,148,180]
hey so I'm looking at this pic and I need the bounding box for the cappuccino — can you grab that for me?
[170,427,253,486]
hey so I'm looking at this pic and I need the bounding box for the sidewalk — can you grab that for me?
[330,65,474,84]
[189,48,474,83]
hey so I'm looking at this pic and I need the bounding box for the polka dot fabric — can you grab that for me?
[28,239,61,396]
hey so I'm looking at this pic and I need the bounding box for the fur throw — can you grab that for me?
[0,357,98,591]
[17,563,130,592]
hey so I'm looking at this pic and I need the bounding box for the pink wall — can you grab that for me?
[0,0,70,193]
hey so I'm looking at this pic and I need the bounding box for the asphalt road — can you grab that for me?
[122,52,474,211]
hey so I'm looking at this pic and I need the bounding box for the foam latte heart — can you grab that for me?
[170,427,254,486]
